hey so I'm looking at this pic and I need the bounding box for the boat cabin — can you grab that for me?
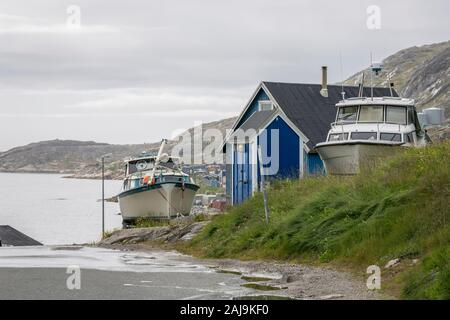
[125,156,179,176]
[327,97,423,145]
[122,156,189,192]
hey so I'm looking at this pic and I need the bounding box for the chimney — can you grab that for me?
[320,66,328,97]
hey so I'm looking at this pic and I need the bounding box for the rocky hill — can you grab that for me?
[2,41,449,179]
[344,40,450,118]
[0,117,237,179]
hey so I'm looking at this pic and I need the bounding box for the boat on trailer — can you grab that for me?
[315,64,429,175]
[118,140,199,225]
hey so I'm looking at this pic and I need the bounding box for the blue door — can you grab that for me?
[233,143,252,205]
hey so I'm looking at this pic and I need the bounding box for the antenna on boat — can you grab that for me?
[339,51,346,100]
[370,52,374,100]
[369,52,383,100]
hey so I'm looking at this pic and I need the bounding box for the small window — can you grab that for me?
[351,132,377,140]
[258,101,273,111]
[131,179,141,189]
[328,133,349,142]
[380,133,401,142]
[359,106,383,122]
[337,106,358,122]
[407,108,415,125]
[404,132,414,143]
[128,164,137,174]
[386,106,406,124]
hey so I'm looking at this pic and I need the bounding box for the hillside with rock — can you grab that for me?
[0,117,237,179]
[344,40,450,118]
[2,41,449,178]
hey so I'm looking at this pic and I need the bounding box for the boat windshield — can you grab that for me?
[351,132,377,140]
[337,106,358,122]
[359,105,383,122]
[128,160,154,174]
[386,106,406,124]
[122,174,189,191]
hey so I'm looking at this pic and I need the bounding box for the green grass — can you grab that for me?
[182,142,450,299]
[134,217,171,228]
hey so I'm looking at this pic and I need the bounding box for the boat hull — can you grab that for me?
[118,182,199,221]
[316,141,402,175]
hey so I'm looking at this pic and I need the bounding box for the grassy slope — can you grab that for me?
[181,142,450,299]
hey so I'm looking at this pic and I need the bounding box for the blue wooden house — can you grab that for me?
[224,80,393,205]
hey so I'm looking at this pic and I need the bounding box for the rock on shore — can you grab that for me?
[99,221,209,245]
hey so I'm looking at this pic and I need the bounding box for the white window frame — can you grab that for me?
[258,100,274,111]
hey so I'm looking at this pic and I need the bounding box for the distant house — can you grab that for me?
[224,78,394,205]
[202,174,221,188]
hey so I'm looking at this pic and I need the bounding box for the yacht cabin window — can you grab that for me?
[380,133,402,142]
[351,132,377,140]
[386,106,406,124]
[337,106,358,122]
[128,163,138,174]
[358,106,383,122]
[404,132,415,143]
[407,108,415,125]
[328,133,348,142]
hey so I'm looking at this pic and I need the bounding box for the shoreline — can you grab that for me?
[0,170,121,181]
[97,225,384,300]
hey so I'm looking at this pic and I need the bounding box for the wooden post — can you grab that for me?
[257,146,270,224]
[102,156,105,238]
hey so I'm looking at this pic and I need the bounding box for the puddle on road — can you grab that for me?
[241,283,281,291]
[0,246,295,300]
[234,295,295,300]
[0,246,212,273]
[51,246,83,251]
[241,276,273,282]
[216,269,242,275]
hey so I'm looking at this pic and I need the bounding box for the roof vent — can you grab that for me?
[320,66,328,97]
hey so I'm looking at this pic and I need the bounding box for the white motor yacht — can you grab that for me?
[315,96,428,175]
[118,140,199,224]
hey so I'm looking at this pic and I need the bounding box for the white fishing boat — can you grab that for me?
[316,64,429,175]
[118,140,199,224]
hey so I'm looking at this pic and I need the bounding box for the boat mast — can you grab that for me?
[150,139,167,180]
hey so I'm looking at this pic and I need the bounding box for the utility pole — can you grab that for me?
[100,153,112,239]
[102,155,105,238]
[257,146,270,224]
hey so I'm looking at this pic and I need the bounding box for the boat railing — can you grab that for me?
[331,121,404,131]
[330,121,405,143]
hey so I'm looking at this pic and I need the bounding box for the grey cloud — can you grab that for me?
[0,0,449,150]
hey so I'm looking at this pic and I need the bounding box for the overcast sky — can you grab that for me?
[0,0,449,150]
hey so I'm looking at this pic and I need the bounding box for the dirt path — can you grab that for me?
[206,258,383,300]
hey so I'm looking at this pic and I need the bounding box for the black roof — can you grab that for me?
[262,82,397,150]
[239,109,275,132]
[0,225,42,246]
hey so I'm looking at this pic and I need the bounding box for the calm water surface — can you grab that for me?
[0,173,122,245]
